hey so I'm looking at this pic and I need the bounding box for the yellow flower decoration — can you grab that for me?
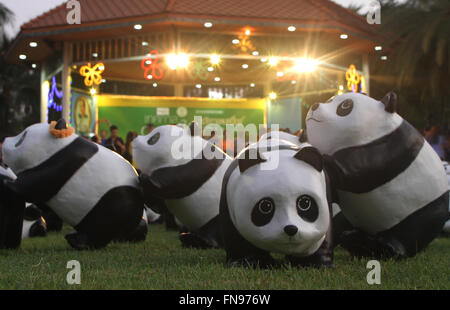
[79,62,105,87]
[345,64,361,92]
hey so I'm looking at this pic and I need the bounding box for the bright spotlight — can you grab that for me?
[294,58,319,73]
[210,54,221,65]
[269,92,277,100]
[166,54,189,70]
[268,57,278,66]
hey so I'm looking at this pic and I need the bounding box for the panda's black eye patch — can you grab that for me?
[336,99,354,117]
[251,198,275,227]
[15,131,27,147]
[297,195,319,222]
[147,132,160,145]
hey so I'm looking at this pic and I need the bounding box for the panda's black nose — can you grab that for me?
[284,225,298,236]
[311,103,320,111]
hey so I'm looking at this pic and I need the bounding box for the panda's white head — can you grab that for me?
[133,123,206,173]
[2,120,77,174]
[305,92,403,154]
[227,141,330,256]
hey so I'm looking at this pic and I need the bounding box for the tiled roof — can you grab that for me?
[22,0,374,35]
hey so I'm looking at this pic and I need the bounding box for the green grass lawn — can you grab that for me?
[0,224,449,290]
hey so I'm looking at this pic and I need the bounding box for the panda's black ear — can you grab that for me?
[294,147,323,172]
[381,91,397,113]
[189,122,200,137]
[238,148,266,173]
[298,129,308,143]
[55,119,68,130]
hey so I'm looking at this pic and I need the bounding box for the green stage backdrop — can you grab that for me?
[97,95,266,137]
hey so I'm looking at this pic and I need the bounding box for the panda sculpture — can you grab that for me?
[2,120,146,249]
[133,123,233,248]
[443,162,450,233]
[22,204,47,239]
[259,131,304,147]
[220,138,334,268]
[0,166,47,239]
[305,91,449,258]
[0,165,25,249]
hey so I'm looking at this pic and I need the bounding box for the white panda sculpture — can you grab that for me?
[133,123,233,248]
[259,131,304,147]
[220,138,334,268]
[305,92,449,258]
[0,166,47,239]
[443,162,450,233]
[22,204,47,239]
[2,119,146,249]
[0,165,25,248]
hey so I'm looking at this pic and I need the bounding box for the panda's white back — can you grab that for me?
[339,141,448,233]
[165,156,232,230]
[47,144,139,226]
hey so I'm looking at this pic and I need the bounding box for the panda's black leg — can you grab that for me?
[227,252,278,269]
[113,218,148,243]
[179,216,223,249]
[65,231,111,250]
[341,192,450,259]
[340,229,398,259]
[0,180,26,249]
[332,211,354,248]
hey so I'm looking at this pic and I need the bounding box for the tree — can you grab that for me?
[377,0,450,126]
[0,4,40,136]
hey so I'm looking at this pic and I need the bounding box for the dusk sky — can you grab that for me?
[2,0,408,38]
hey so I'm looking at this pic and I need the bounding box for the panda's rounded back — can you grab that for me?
[305,92,403,155]
[45,142,140,226]
[226,140,330,256]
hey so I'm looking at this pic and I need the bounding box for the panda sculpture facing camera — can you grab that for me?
[306,92,449,259]
[134,123,233,249]
[2,120,145,250]
[220,139,334,268]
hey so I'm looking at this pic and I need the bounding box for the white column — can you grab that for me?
[62,42,72,122]
[362,54,370,96]
[40,63,48,123]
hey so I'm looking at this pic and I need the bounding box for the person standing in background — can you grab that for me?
[105,125,126,156]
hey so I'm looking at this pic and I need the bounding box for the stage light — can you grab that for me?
[340,34,348,39]
[245,29,251,36]
[204,22,213,28]
[232,39,240,45]
[269,92,277,100]
[252,51,259,56]
[166,54,190,70]
[375,46,382,51]
[250,83,255,87]
[92,52,98,58]
[29,42,38,47]
[134,24,142,30]
[294,58,318,73]
[196,84,202,89]
[260,57,268,63]
[153,83,158,88]
[210,54,221,65]
[268,57,278,66]
[381,55,388,60]
[276,71,284,77]
[242,64,249,69]
[288,26,296,32]
[90,88,96,95]
[207,66,214,72]
[19,54,27,60]
[214,77,221,82]
[32,64,37,69]
[142,41,149,46]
